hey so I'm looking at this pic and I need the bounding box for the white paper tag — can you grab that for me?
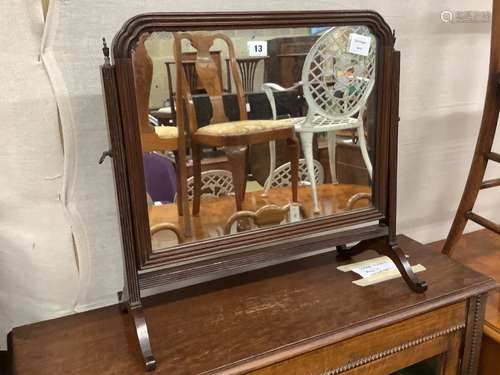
[245,102,251,112]
[351,260,396,278]
[247,41,267,57]
[348,33,371,56]
[288,203,301,223]
[353,264,426,287]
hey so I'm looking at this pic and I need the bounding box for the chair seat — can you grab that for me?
[195,119,293,137]
[293,115,360,133]
[154,125,178,139]
[142,126,178,152]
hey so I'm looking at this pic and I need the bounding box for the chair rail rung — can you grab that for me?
[486,152,500,163]
[480,178,500,189]
[466,211,500,234]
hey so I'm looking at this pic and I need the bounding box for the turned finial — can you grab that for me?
[102,37,110,64]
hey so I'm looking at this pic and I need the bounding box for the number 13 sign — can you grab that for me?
[247,40,268,57]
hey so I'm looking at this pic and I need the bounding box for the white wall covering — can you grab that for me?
[0,0,497,349]
[0,0,78,349]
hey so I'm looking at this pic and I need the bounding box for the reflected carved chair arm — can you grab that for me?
[346,192,372,210]
[150,223,184,244]
[223,203,306,235]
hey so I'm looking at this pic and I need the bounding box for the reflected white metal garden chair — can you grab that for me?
[174,170,234,202]
[264,159,324,190]
[262,26,376,213]
[186,170,234,201]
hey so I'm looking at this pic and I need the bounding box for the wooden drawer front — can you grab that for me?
[249,302,466,375]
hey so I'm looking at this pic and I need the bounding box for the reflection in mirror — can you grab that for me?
[132,26,378,252]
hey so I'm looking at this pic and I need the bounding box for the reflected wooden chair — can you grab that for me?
[132,33,189,225]
[173,31,300,215]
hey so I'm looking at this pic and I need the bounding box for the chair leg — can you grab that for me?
[224,145,248,211]
[191,143,203,216]
[357,123,373,179]
[327,131,338,184]
[262,140,277,197]
[173,151,183,217]
[299,131,320,214]
[287,136,299,202]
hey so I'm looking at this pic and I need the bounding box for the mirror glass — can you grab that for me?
[131,26,378,252]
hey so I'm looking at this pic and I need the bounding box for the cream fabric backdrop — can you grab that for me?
[1,0,498,349]
[0,0,78,349]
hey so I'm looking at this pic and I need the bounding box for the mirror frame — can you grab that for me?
[108,10,396,274]
[101,11,430,370]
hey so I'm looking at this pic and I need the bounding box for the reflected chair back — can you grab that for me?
[173,31,247,134]
[131,33,155,136]
[302,26,376,120]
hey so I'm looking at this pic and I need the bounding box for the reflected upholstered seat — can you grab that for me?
[153,125,178,138]
[173,31,300,215]
[195,119,292,137]
[139,125,179,152]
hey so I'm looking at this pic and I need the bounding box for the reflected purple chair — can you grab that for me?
[143,152,177,203]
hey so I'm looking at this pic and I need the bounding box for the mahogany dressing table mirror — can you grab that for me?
[100,11,427,371]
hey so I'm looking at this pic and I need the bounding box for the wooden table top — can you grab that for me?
[149,184,371,247]
[427,229,500,341]
[10,235,495,375]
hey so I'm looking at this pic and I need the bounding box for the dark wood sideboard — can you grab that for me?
[8,235,495,374]
[428,229,500,375]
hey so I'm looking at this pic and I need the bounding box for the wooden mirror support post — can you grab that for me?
[336,47,428,294]
[100,39,157,370]
[100,12,427,371]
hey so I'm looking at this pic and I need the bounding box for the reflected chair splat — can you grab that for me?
[132,33,190,236]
